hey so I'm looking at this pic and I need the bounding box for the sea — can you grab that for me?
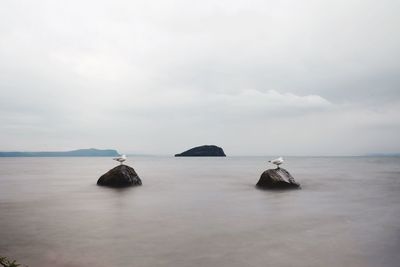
[0,156,399,267]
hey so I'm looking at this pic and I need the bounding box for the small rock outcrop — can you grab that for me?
[256,168,300,189]
[97,165,142,187]
[175,145,226,157]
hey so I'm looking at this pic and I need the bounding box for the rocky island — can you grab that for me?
[97,165,142,187]
[0,148,119,157]
[256,168,300,189]
[175,145,226,157]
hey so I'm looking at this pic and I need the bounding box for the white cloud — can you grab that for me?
[112,89,332,116]
[219,89,332,111]
[0,0,399,154]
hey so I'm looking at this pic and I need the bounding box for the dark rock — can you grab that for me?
[256,168,300,189]
[175,145,226,157]
[97,165,142,187]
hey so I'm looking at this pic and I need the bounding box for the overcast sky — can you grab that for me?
[0,0,399,156]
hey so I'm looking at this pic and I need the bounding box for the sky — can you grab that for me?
[0,0,399,156]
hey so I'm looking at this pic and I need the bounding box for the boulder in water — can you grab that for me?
[256,168,300,189]
[97,165,142,187]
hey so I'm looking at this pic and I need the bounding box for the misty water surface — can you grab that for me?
[0,157,399,267]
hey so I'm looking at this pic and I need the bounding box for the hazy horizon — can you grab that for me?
[0,146,399,157]
[1,0,399,156]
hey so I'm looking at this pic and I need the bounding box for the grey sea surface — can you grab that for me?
[0,156,399,267]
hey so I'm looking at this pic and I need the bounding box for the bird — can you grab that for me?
[113,154,127,165]
[268,156,284,169]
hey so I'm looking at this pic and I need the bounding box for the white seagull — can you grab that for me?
[268,156,284,169]
[113,154,127,165]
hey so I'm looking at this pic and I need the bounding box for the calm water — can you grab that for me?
[0,156,399,267]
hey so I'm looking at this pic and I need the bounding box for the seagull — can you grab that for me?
[268,156,284,169]
[113,154,127,165]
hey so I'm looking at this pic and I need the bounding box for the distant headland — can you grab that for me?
[175,145,226,157]
[364,153,400,157]
[0,148,120,157]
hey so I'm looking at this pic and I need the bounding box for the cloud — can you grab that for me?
[0,0,399,154]
[220,89,332,112]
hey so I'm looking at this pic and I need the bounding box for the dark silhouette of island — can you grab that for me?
[0,148,119,157]
[175,145,226,157]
